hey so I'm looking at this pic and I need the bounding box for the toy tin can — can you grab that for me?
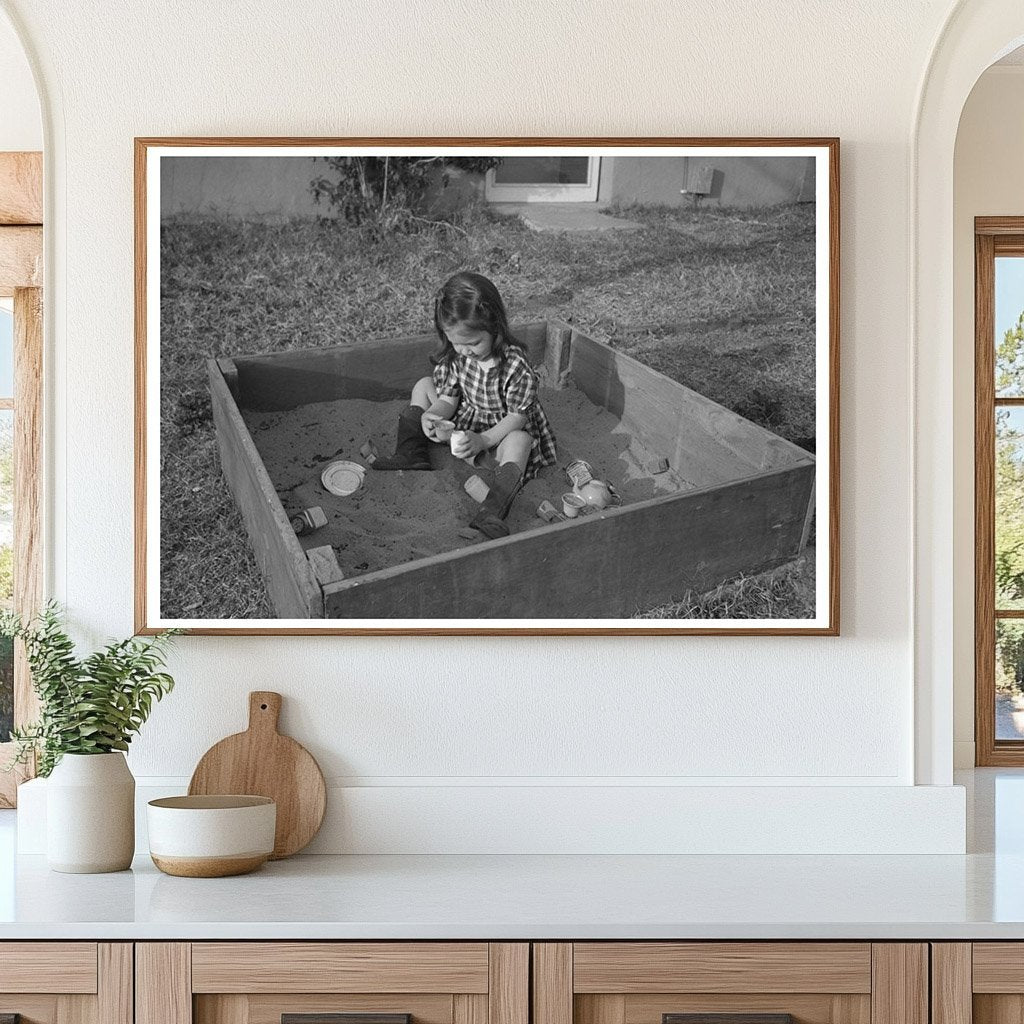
[290,506,328,536]
[565,459,594,488]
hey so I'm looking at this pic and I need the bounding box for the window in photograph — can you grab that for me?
[485,155,600,202]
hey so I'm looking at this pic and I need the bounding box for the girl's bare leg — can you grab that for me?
[411,377,438,409]
[496,430,532,473]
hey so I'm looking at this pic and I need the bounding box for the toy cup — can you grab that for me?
[451,430,470,456]
[562,493,586,518]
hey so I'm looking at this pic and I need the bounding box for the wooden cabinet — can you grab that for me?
[932,943,1022,1024]
[136,944,528,1024]
[0,938,942,1024]
[925,943,1024,1024]
[0,943,132,1024]
[532,943,928,1024]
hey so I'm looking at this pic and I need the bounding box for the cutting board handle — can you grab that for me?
[248,691,282,734]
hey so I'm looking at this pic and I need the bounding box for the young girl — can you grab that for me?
[372,271,557,539]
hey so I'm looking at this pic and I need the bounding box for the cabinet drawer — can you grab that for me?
[191,943,491,993]
[572,944,872,994]
[0,943,130,1024]
[139,942,528,1024]
[0,942,99,993]
[973,944,1024,992]
[533,943,926,1024]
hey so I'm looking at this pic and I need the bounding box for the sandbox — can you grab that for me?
[208,319,815,623]
[244,387,684,583]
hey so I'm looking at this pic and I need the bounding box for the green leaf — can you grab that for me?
[2,603,179,776]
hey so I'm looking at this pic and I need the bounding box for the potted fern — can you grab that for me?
[2,603,179,873]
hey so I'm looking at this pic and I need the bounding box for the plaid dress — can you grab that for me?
[433,348,557,480]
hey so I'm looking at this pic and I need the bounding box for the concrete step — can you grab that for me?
[490,202,643,233]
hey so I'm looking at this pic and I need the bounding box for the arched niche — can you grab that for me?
[914,2,1024,785]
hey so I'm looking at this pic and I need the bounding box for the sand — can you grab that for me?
[244,386,684,581]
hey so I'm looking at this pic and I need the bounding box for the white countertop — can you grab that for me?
[1,769,1021,941]
[0,849,1020,940]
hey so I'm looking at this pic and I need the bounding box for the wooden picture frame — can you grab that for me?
[135,137,839,635]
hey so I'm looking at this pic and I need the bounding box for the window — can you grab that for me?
[976,219,1024,764]
[0,303,12,745]
[484,156,600,203]
[0,150,43,806]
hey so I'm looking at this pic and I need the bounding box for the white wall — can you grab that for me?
[952,66,1024,767]
[0,0,973,853]
[0,10,39,151]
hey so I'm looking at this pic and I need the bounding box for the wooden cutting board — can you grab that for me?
[188,691,327,859]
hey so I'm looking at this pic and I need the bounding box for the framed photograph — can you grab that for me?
[135,137,838,635]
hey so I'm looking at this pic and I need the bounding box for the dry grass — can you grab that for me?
[159,201,816,619]
[635,555,814,620]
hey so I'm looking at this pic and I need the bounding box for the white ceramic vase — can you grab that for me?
[46,752,135,873]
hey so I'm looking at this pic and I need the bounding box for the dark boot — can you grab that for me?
[371,405,432,471]
[468,463,524,539]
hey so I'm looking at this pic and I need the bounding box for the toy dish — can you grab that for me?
[321,460,365,496]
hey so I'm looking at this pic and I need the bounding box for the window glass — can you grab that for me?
[997,407,1024,610]
[996,256,1024,397]
[0,307,12,399]
[0,407,12,742]
[997,620,1024,740]
[492,157,590,186]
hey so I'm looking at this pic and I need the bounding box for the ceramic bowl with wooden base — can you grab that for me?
[147,795,276,877]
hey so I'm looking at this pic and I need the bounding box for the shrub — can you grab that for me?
[310,156,501,234]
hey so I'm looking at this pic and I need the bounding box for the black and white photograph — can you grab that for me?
[136,140,838,634]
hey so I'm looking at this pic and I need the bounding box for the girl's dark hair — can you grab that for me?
[431,272,524,365]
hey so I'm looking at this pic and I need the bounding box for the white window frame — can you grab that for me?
[484,156,600,203]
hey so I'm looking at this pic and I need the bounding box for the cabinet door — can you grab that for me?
[0,943,131,1024]
[941,943,1024,1024]
[533,944,927,1024]
[137,943,528,1024]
